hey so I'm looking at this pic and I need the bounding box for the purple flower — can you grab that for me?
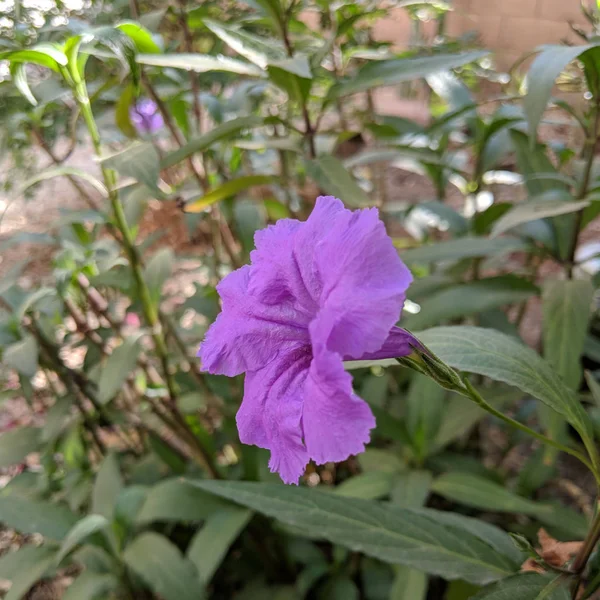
[129,99,163,135]
[199,196,415,484]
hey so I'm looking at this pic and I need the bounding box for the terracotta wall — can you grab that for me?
[370,0,587,70]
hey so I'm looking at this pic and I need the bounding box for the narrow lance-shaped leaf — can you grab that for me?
[187,507,253,584]
[542,279,594,390]
[0,427,41,469]
[161,116,263,169]
[191,480,520,585]
[417,326,595,450]
[123,532,203,600]
[331,50,489,97]
[185,175,277,213]
[524,44,597,139]
[137,53,264,76]
[307,156,370,208]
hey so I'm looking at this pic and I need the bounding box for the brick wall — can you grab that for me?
[371,0,587,70]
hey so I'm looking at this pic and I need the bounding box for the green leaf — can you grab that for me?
[187,507,252,584]
[335,472,395,499]
[524,44,597,138]
[97,336,142,404]
[0,43,67,71]
[400,237,529,265]
[542,279,594,390]
[406,374,445,459]
[92,453,123,520]
[43,397,74,442]
[331,51,488,97]
[18,166,108,198]
[136,478,227,524]
[63,572,120,600]
[434,386,517,451]
[185,175,276,213]
[56,515,111,564]
[307,156,370,208]
[116,21,162,53]
[491,195,590,238]
[192,480,519,585]
[144,247,174,301]
[1,545,58,600]
[115,83,136,138]
[102,143,161,195]
[0,496,78,539]
[472,573,569,600]
[3,334,38,378]
[203,19,308,77]
[403,276,538,330]
[123,532,203,600]
[510,130,572,257]
[390,565,428,600]
[10,62,36,105]
[0,427,41,468]
[137,53,263,76]
[417,326,594,446]
[391,470,432,508]
[431,473,586,535]
[161,116,263,169]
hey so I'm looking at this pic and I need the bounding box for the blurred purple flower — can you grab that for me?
[129,99,163,135]
[199,196,415,484]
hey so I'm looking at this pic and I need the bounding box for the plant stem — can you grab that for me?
[567,98,600,278]
[572,503,600,598]
[280,17,316,159]
[462,377,596,475]
[73,80,220,479]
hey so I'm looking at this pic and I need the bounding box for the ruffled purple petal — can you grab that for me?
[237,348,311,484]
[199,266,309,376]
[311,200,413,359]
[303,338,376,465]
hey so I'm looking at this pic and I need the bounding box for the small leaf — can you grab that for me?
[63,572,119,600]
[97,337,142,404]
[400,237,529,264]
[123,532,203,600]
[3,334,38,378]
[137,53,263,76]
[0,43,68,70]
[161,116,263,169]
[187,507,252,584]
[0,427,41,468]
[403,276,538,331]
[192,480,519,585]
[542,279,594,390]
[136,478,227,524]
[116,21,162,53]
[102,143,161,195]
[18,166,108,198]
[307,156,370,208]
[472,573,569,600]
[92,453,123,520]
[525,44,597,138]
[491,196,590,238]
[0,546,58,600]
[335,472,394,499]
[56,515,111,564]
[115,83,136,138]
[185,175,276,213]
[331,51,488,97]
[0,496,78,539]
[391,471,433,508]
[144,247,174,301]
